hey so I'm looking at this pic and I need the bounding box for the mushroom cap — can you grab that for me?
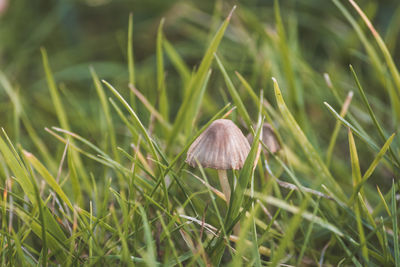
[186,119,250,170]
[247,123,280,153]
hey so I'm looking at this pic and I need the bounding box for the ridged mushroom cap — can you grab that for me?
[247,123,280,153]
[186,119,250,170]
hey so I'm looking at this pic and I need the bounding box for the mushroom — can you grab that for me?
[247,123,280,154]
[186,119,250,203]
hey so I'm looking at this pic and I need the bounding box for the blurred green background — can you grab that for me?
[1,0,400,189]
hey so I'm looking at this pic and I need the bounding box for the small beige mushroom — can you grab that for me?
[186,119,250,203]
[247,123,280,154]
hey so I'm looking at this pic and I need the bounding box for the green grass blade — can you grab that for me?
[324,102,381,154]
[139,205,157,266]
[270,197,309,266]
[167,6,236,148]
[333,0,400,122]
[273,78,346,200]
[391,181,400,266]
[349,0,400,96]
[215,54,252,128]
[23,150,73,210]
[90,67,119,161]
[127,13,135,87]
[348,129,368,260]
[274,0,305,126]
[102,80,159,163]
[297,198,320,266]
[164,40,191,87]
[349,133,395,204]
[41,48,70,130]
[326,91,353,168]
[0,71,56,171]
[350,65,400,167]
[209,117,262,265]
[157,18,169,120]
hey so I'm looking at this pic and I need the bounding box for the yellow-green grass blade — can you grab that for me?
[348,129,368,260]
[102,80,169,209]
[23,150,73,210]
[41,48,90,193]
[349,133,395,205]
[0,134,69,261]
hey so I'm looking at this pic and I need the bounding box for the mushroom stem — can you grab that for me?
[217,169,231,204]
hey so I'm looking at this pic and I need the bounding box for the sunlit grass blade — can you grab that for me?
[22,150,73,210]
[348,128,368,260]
[349,133,395,204]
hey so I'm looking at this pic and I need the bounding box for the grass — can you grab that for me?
[0,0,400,266]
